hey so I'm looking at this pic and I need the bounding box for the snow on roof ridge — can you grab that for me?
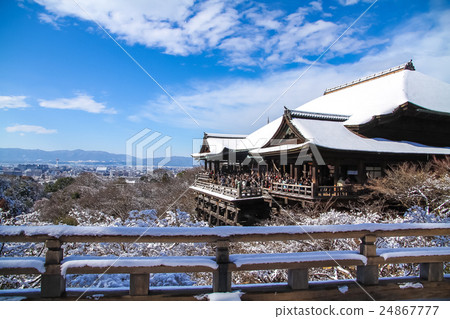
[324,60,415,95]
[205,132,247,139]
[286,108,350,122]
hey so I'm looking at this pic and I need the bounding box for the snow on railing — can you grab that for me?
[0,223,449,300]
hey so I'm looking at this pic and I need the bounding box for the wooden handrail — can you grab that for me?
[1,223,449,299]
[1,223,449,243]
[193,179,262,199]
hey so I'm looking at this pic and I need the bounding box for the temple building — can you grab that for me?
[191,62,450,225]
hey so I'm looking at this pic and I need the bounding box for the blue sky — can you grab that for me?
[1,0,450,157]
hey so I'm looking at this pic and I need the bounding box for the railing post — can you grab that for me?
[237,183,242,199]
[288,268,308,290]
[420,262,443,282]
[213,240,231,292]
[311,183,318,197]
[357,235,379,285]
[41,239,65,298]
[130,273,150,296]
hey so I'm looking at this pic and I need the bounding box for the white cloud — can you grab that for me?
[129,9,450,133]
[33,0,379,67]
[39,93,116,114]
[6,124,57,134]
[309,1,323,12]
[0,96,30,109]
[338,0,371,5]
[38,12,60,29]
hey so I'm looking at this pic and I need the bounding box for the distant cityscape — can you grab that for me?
[0,148,196,183]
[0,162,193,183]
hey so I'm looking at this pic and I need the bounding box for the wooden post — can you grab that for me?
[358,161,365,185]
[237,182,242,198]
[311,182,318,198]
[216,202,221,226]
[213,241,231,292]
[333,162,339,185]
[420,263,443,282]
[130,273,150,296]
[41,239,65,298]
[288,268,308,290]
[224,203,229,224]
[357,235,379,285]
[311,164,318,184]
[234,208,240,225]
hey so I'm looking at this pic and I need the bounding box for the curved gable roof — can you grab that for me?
[295,69,450,126]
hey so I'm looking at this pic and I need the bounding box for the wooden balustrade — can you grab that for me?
[1,223,449,300]
[193,176,262,199]
[195,175,356,201]
[270,182,313,197]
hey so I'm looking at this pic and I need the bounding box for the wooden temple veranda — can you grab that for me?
[191,62,450,225]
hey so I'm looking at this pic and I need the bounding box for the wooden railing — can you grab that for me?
[269,182,313,197]
[269,183,358,199]
[195,175,357,200]
[1,223,449,300]
[193,175,262,199]
[317,185,353,197]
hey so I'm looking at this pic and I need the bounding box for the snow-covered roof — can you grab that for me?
[252,117,450,156]
[204,132,247,139]
[296,69,450,126]
[245,116,283,149]
[194,65,450,159]
[193,133,249,159]
[193,118,284,159]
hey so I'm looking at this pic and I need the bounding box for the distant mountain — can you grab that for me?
[0,148,195,167]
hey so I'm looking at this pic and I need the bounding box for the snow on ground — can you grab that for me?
[399,282,424,289]
[338,285,348,294]
[203,291,244,301]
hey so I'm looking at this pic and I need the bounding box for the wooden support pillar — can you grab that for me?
[41,239,65,298]
[311,182,318,197]
[208,208,212,225]
[333,162,339,185]
[130,273,150,296]
[213,241,231,292]
[216,202,221,226]
[234,208,240,225]
[420,262,443,281]
[224,203,229,223]
[290,163,294,179]
[288,268,308,290]
[358,160,365,185]
[357,235,379,285]
[311,164,318,184]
